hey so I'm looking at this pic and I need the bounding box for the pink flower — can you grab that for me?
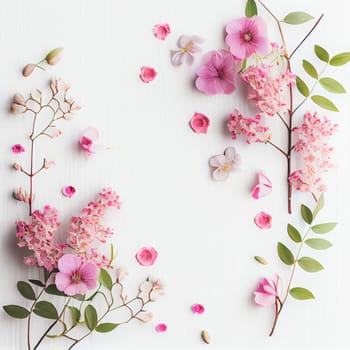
[189,112,210,134]
[191,304,205,314]
[254,275,280,306]
[136,247,158,266]
[62,185,76,198]
[155,323,168,333]
[136,311,153,323]
[254,211,272,229]
[153,23,171,40]
[195,50,239,95]
[171,35,203,66]
[55,254,98,296]
[140,66,157,83]
[209,147,241,181]
[251,172,272,199]
[225,16,269,59]
[12,144,25,154]
[80,127,105,155]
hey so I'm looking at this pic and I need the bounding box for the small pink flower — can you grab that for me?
[62,185,76,198]
[136,247,158,266]
[171,35,203,66]
[254,274,280,306]
[209,147,241,181]
[189,112,210,134]
[251,172,272,199]
[191,304,205,314]
[153,23,171,40]
[225,16,269,59]
[80,127,105,155]
[137,311,153,323]
[140,66,157,83]
[43,160,56,169]
[155,323,168,333]
[12,144,25,154]
[254,211,272,229]
[55,254,98,296]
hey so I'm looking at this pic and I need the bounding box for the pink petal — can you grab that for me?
[191,303,205,314]
[55,272,71,292]
[58,254,82,274]
[155,323,167,333]
[254,292,276,306]
[209,154,226,167]
[83,127,99,141]
[80,261,99,281]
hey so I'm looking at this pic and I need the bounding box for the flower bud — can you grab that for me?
[11,94,27,114]
[45,47,64,65]
[44,160,56,169]
[22,63,36,77]
[12,163,22,171]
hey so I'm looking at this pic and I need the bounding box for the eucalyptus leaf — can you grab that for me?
[311,222,337,234]
[245,0,257,17]
[277,242,295,265]
[296,76,310,97]
[302,60,318,79]
[289,287,315,300]
[301,204,313,224]
[33,301,58,319]
[298,257,324,272]
[68,306,81,326]
[95,323,119,333]
[319,77,346,94]
[283,12,314,25]
[99,268,113,291]
[28,279,45,287]
[311,95,339,112]
[313,193,324,218]
[287,224,302,243]
[17,281,36,300]
[84,305,98,331]
[305,238,332,250]
[45,284,66,297]
[314,45,329,62]
[254,256,268,265]
[329,52,350,66]
[3,305,29,319]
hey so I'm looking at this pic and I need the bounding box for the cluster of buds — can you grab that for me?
[13,187,33,203]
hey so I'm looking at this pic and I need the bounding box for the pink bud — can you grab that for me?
[22,63,36,77]
[45,47,64,65]
[12,163,22,171]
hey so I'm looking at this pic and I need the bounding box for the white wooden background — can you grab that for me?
[0,0,349,349]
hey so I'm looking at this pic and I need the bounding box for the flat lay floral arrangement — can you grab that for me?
[3,0,349,349]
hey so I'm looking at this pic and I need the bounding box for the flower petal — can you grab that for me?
[57,254,82,274]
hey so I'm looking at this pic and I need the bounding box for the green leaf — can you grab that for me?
[33,301,58,319]
[17,281,36,300]
[301,204,313,224]
[314,45,329,63]
[68,306,81,326]
[287,224,302,243]
[277,242,295,265]
[283,12,314,25]
[241,58,248,72]
[45,284,66,297]
[319,77,346,94]
[95,323,119,333]
[84,305,98,331]
[28,279,45,287]
[254,256,268,265]
[313,193,324,219]
[289,287,315,300]
[296,76,310,97]
[99,268,113,291]
[3,305,29,319]
[302,60,318,79]
[245,0,258,17]
[329,52,350,66]
[298,257,324,272]
[311,95,339,112]
[73,294,85,301]
[311,222,337,234]
[305,238,332,250]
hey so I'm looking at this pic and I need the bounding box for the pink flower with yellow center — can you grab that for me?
[209,147,241,181]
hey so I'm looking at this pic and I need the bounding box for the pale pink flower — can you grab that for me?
[254,211,272,229]
[12,144,25,154]
[136,247,158,266]
[155,323,168,332]
[79,127,106,155]
[22,64,36,77]
[153,23,171,40]
[62,185,76,198]
[13,187,31,204]
[171,35,203,66]
[191,304,205,314]
[43,160,55,169]
[189,112,210,134]
[136,311,153,323]
[254,275,280,306]
[55,254,98,296]
[209,147,241,181]
[140,66,157,83]
[195,50,238,95]
[225,16,269,59]
[251,172,272,199]
[11,94,27,114]
[116,267,128,282]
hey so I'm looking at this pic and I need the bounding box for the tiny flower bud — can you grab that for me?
[12,163,22,171]
[44,160,56,169]
[45,47,64,65]
[22,63,36,77]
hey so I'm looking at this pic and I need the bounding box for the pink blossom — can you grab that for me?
[171,35,203,66]
[140,66,157,83]
[155,323,168,333]
[80,127,105,155]
[209,147,241,181]
[189,112,210,134]
[137,311,153,323]
[136,247,158,266]
[11,94,27,114]
[254,211,272,229]
[153,23,171,40]
[13,187,32,203]
[55,254,98,296]
[195,50,239,95]
[254,275,280,306]
[225,16,269,59]
[191,304,205,314]
[12,144,25,154]
[62,185,76,198]
[251,172,272,199]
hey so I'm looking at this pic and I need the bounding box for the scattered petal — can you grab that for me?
[189,112,210,134]
[170,35,203,66]
[140,66,157,83]
[12,144,25,154]
[191,303,205,314]
[251,171,272,199]
[79,127,106,155]
[155,323,168,332]
[135,247,158,266]
[209,147,241,181]
[153,23,171,40]
[254,211,272,229]
[62,185,76,198]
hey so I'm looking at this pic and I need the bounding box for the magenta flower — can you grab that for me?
[195,50,238,95]
[136,246,158,266]
[189,112,210,134]
[254,275,280,306]
[225,16,269,59]
[153,23,171,40]
[55,254,98,296]
[140,66,157,83]
[254,211,272,229]
[80,127,105,155]
[62,185,76,198]
[251,172,272,199]
[171,35,203,66]
[12,144,25,154]
[155,323,168,333]
[209,147,241,181]
[191,303,205,314]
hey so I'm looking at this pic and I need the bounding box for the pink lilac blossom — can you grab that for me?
[62,185,76,198]
[153,23,171,40]
[136,247,158,266]
[195,50,239,95]
[171,35,203,66]
[254,274,280,306]
[209,147,241,181]
[290,112,338,193]
[254,211,272,229]
[155,323,168,333]
[140,66,157,83]
[225,16,269,59]
[227,109,271,144]
[251,171,272,199]
[189,112,210,134]
[12,144,25,154]
[55,254,98,296]
[191,304,205,314]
